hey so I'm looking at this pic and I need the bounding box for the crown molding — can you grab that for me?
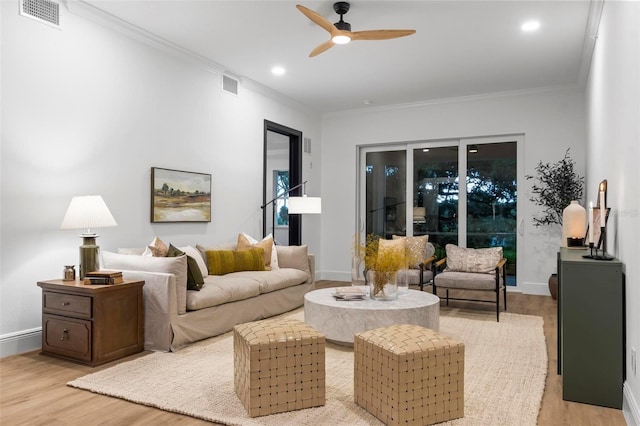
[325,83,584,117]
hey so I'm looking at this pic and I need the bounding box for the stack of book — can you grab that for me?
[332,286,367,301]
[84,270,124,285]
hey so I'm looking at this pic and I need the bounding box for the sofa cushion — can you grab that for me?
[166,244,204,291]
[101,251,188,315]
[237,233,274,270]
[196,242,235,266]
[231,269,310,294]
[117,247,145,255]
[187,275,261,311]
[275,245,310,277]
[205,249,265,275]
[444,244,502,274]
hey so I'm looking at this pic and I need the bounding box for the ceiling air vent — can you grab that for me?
[19,0,61,29]
[304,137,312,155]
[222,75,239,96]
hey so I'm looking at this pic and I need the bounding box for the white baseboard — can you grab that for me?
[0,328,42,358]
[519,281,551,296]
[624,382,640,426]
[317,270,351,282]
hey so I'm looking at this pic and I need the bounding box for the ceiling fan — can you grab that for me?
[296,2,416,57]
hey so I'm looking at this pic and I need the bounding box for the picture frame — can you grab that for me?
[151,167,211,223]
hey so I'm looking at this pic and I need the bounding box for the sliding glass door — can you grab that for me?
[365,149,406,238]
[359,136,521,285]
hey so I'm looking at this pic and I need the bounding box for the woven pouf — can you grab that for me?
[354,324,464,426]
[233,318,326,417]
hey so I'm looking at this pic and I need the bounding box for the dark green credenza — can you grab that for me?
[557,247,625,409]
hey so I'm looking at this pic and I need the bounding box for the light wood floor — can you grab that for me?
[0,280,627,425]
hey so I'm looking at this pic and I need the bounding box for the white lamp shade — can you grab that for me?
[288,196,321,214]
[60,195,117,234]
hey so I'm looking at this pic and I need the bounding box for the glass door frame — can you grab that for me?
[357,134,524,288]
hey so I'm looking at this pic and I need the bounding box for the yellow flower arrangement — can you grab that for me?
[360,234,406,299]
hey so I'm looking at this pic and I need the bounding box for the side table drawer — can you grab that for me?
[42,314,92,362]
[43,291,92,318]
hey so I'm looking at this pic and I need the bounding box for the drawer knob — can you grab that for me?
[61,329,68,341]
[62,302,70,306]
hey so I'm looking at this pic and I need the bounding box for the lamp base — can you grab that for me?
[79,235,100,279]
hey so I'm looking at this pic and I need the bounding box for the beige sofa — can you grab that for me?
[101,244,315,351]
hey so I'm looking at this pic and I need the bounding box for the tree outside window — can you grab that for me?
[275,171,289,226]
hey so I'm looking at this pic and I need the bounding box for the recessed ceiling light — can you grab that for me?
[521,20,541,32]
[271,66,286,76]
[422,148,430,152]
[363,100,372,105]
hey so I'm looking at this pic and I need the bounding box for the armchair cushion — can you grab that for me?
[434,271,497,290]
[392,234,429,268]
[377,238,407,269]
[444,244,502,274]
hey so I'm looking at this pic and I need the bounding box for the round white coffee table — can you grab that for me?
[304,287,440,346]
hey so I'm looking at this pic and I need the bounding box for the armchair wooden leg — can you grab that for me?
[496,289,500,322]
[446,289,450,306]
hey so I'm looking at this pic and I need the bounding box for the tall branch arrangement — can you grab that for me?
[526,148,585,227]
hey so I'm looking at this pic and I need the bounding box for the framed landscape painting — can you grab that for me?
[151,167,211,223]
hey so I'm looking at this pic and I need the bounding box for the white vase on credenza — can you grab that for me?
[562,200,586,247]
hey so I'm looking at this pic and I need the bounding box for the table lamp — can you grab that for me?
[60,195,117,278]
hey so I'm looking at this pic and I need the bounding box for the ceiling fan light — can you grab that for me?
[332,34,351,44]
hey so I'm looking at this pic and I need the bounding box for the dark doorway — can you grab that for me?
[263,120,302,245]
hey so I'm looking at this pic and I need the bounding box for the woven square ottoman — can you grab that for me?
[233,318,326,417]
[354,324,464,426]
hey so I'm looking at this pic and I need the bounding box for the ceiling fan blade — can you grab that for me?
[350,29,416,41]
[296,4,337,34]
[309,40,335,57]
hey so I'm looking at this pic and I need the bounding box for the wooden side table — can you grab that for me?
[37,279,144,366]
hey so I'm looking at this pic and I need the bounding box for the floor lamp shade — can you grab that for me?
[288,196,322,214]
[60,195,117,278]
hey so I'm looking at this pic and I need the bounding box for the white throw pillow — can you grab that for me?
[101,251,188,315]
[179,245,209,277]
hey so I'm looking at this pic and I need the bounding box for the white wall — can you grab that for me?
[319,88,586,293]
[586,1,640,423]
[0,1,321,355]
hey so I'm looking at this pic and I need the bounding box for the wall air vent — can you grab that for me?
[19,0,61,29]
[304,137,312,155]
[222,75,239,96]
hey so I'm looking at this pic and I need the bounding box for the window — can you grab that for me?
[274,170,289,226]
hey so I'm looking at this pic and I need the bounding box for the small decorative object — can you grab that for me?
[583,180,613,260]
[60,195,117,279]
[562,201,586,247]
[548,273,558,300]
[63,265,76,281]
[368,271,398,301]
[151,167,212,223]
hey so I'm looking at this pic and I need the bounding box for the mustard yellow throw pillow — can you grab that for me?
[206,248,265,275]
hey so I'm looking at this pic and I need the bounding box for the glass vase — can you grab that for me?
[369,271,398,301]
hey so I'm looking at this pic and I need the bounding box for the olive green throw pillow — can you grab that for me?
[166,244,205,291]
[206,248,265,275]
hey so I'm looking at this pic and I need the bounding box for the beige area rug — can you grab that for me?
[68,310,547,425]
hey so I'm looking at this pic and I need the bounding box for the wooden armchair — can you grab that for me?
[432,244,507,321]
